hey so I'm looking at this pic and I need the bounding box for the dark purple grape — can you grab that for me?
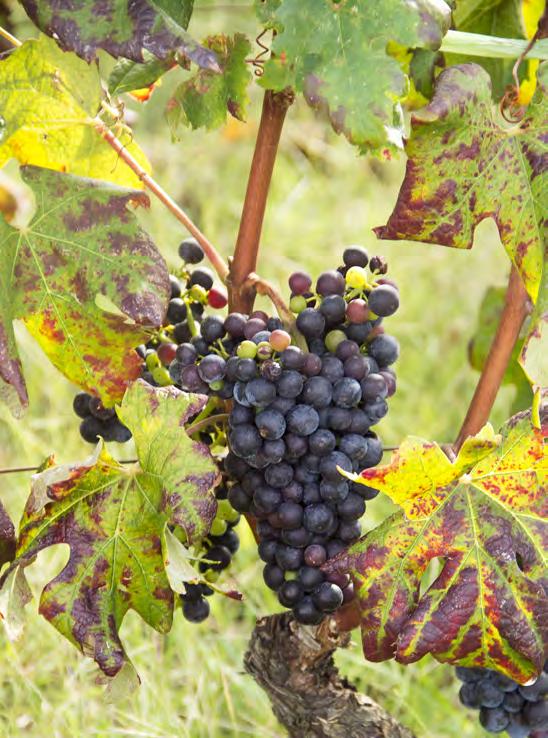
[313,582,343,613]
[304,544,327,567]
[280,346,306,370]
[286,405,320,436]
[275,544,304,571]
[263,564,284,590]
[332,378,362,408]
[167,298,187,324]
[277,370,305,398]
[343,247,368,268]
[229,424,262,457]
[289,271,312,295]
[368,335,399,366]
[319,295,346,326]
[309,429,337,456]
[264,462,294,488]
[189,267,214,290]
[335,340,360,361]
[303,504,335,534]
[368,284,399,317]
[255,409,286,440]
[179,238,204,264]
[296,308,326,338]
[278,580,304,607]
[293,596,323,625]
[316,270,345,296]
[73,393,91,418]
[197,354,226,383]
[182,596,210,622]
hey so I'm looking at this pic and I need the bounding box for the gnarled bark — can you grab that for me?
[244,613,415,738]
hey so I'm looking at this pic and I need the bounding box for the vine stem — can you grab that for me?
[94,119,229,283]
[454,266,530,451]
[440,29,548,60]
[0,24,20,47]
[228,89,293,313]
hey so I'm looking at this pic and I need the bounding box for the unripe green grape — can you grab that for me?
[210,518,228,536]
[205,569,220,583]
[345,266,369,290]
[152,366,172,386]
[190,284,208,302]
[217,499,240,524]
[209,379,224,391]
[325,329,347,353]
[146,351,161,371]
[237,340,258,359]
[289,295,307,314]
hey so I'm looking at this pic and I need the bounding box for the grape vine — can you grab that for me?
[0,1,546,737]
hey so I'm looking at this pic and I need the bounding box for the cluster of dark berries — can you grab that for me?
[456,664,548,736]
[72,391,131,444]
[181,471,241,623]
[218,247,398,624]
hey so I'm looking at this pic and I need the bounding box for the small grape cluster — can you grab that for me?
[72,391,132,444]
[456,664,548,737]
[181,470,241,623]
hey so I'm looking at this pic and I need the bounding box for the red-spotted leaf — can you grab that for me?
[0,381,219,676]
[376,63,547,302]
[0,165,170,413]
[326,409,548,683]
[20,0,219,70]
[0,501,15,567]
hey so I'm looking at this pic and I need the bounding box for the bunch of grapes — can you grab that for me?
[72,391,132,443]
[456,664,548,737]
[71,241,398,627]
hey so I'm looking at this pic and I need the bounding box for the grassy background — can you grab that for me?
[0,3,524,737]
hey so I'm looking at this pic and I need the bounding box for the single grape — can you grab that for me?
[296,308,326,338]
[284,433,309,459]
[304,544,327,567]
[361,373,388,401]
[263,564,285,590]
[312,582,343,613]
[280,347,306,370]
[289,294,308,314]
[79,416,103,443]
[339,434,368,461]
[288,271,312,295]
[278,502,304,530]
[319,451,352,481]
[319,295,346,326]
[325,330,347,353]
[229,424,262,457]
[167,298,187,324]
[224,312,248,338]
[269,329,292,352]
[197,354,226,383]
[479,707,509,733]
[337,493,365,521]
[73,393,91,418]
[244,317,267,339]
[189,267,214,290]
[169,274,182,298]
[182,596,210,623]
[277,370,305,399]
[254,487,283,514]
[368,334,400,365]
[369,255,388,274]
[309,429,337,456]
[245,378,277,408]
[275,544,304,571]
[207,288,228,309]
[201,316,226,343]
[343,247,368,268]
[303,504,335,534]
[368,284,399,317]
[286,405,320,436]
[301,376,333,409]
[235,357,258,381]
[332,377,362,408]
[302,353,322,377]
[345,266,369,289]
[320,355,344,382]
[293,596,324,625]
[299,566,325,591]
[316,270,346,296]
[346,298,369,323]
[264,462,294,488]
[178,238,204,264]
[278,580,304,607]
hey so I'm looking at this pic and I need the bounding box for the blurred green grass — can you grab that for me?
[0,3,522,737]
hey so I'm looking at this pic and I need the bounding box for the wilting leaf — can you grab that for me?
[0,382,219,676]
[0,36,150,189]
[0,166,170,412]
[448,0,527,97]
[520,264,547,388]
[327,409,547,683]
[0,501,15,567]
[259,0,451,151]
[20,0,217,69]
[377,63,547,302]
[168,34,252,133]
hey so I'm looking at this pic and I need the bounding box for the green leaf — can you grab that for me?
[20,0,217,69]
[254,0,281,26]
[0,165,170,413]
[0,36,151,189]
[108,52,175,97]
[376,63,547,303]
[448,0,526,98]
[1,381,219,676]
[259,0,451,152]
[520,263,548,387]
[327,410,548,683]
[469,285,531,389]
[168,34,252,133]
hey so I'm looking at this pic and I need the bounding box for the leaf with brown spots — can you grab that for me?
[376,63,547,302]
[0,36,151,190]
[0,381,219,676]
[0,165,170,413]
[20,0,218,69]
[326,408,548,683]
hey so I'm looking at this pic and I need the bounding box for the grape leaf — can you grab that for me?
[20,0,218,69]
[0,501,15,567]
[376,63,547,302]
[168,34,252,133]
[0,36,150,190]
[0,381,219,676]
[108,52,175,97]
[259,0,451,151]
[0,165,170,412]
[326,410,547,682]
[520,265,547,388]
[448,0,527,97]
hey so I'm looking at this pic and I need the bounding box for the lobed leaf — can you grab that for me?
[168,34,252,133]
[259,0,451,152]
[376,63,547,303]
[1,382,219,676]
[20,0,218,69]
[0,36,150,189]
[328,408,548,683]
[0,166,170,412]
